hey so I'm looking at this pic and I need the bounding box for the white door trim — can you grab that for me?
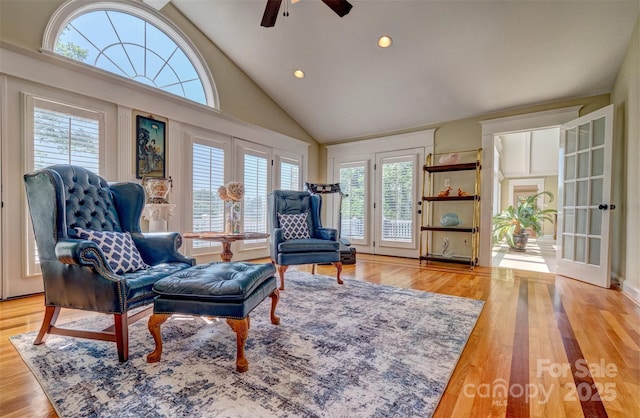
[479,106,581,266]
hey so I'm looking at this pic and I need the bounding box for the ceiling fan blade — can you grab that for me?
[261,0,283,27]
[321,0,353,18]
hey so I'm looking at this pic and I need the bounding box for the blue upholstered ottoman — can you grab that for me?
[146,262,280,372]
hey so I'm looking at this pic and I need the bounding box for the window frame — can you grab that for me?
[42,0,218,108]
[186,130,231,257]
[23,94,106,276]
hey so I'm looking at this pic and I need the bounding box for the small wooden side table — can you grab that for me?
[183,231,270,262]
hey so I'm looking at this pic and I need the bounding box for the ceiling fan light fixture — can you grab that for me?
[377,35,393,48]
[293,69,305,79]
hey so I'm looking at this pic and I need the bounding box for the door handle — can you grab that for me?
[598,204,608,210]
[610,204,616,210]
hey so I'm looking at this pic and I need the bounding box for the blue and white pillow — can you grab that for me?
[75,228,149,274]
[278,212,311,240]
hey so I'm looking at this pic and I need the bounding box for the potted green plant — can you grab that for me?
[492,191,557,252]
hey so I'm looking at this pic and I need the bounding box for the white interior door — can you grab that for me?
[374,149,423,257]
[556,105,614,287]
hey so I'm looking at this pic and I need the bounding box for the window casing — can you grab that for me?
[43,0,218,108]
[25,96,104,274]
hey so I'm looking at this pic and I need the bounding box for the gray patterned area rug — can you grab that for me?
[11,272,484,418]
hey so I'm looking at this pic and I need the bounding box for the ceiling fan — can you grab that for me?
[261,0,353,27]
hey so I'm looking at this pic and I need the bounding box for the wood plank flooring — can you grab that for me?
[1,254,638,417]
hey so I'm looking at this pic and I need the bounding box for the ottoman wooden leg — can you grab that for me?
[270,288,281,325]
[146,313,170,363]
[226,317,250,373]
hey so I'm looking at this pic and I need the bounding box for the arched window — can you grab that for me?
[43,0,218,108]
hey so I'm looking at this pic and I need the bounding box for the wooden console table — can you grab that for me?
[183,231,270,262]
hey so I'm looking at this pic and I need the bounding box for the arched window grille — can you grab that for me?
[43,0,218,108]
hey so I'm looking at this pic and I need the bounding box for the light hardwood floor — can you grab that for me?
[1,254,638,417]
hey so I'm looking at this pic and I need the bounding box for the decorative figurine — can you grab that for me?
[457,188,470,196]
[438,186,453,197]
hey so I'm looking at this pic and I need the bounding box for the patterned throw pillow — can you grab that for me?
[278,212,311,240]
[75,228,149,274]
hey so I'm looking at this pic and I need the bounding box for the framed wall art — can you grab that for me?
[135,112,167,179]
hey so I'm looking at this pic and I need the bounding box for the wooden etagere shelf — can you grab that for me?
[419,149,482,268]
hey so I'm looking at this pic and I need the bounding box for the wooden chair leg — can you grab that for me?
[34,306,60,345]
[269,289,281,325]
[277,265,288,290]
[333,261,344,285]
[311,264,316,274]
[147,313,170,363]
[226,317,250,373]
[114,313,129,362]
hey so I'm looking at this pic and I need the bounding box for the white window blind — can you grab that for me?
[380,156,414,243]
[34,107,100,172]
[192,142,224,248]
[28,101,102,275]
[243,153,269,234]
[339,163,366,241]
[279,159,300,190]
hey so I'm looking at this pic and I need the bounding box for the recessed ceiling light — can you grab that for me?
[377,35,393,48]
[293,69,305,79]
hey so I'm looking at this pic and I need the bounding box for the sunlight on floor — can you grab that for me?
[492,238,557,273]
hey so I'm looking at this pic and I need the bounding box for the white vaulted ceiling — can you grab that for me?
[170,0,638,143]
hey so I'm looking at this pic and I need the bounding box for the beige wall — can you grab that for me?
[611,16,640,295]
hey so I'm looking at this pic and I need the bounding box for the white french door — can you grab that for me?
[556,105,614,288]
[374,149,423,257]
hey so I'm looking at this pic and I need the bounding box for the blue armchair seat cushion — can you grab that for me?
[152,262,277,319]
[122,262,193,308]
[278,238,339,253]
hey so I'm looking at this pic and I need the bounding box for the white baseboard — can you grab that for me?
[613,272,640,306]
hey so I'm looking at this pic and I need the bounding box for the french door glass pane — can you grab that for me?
[589,208,602,235]
[381,158,413,243]
[564,182,575,206]
[588,238,601,266]
[566,128,577,153]
[192,143,224,248]
[590,178,603,206]
[563,235,574,260]
[339,165,365,241]
[578,123,590,150]
[591,148,604,176]
[576,209,587,234]
[565,155,576,180]
[244,154,268,233]
[593,117,605,146]
[577,151,589,178]
[575,236,586,263]
[577,180,588,206]
[563,208,575,234]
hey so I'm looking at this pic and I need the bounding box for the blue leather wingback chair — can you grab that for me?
[24,165,195,362]
[268,190,342,290]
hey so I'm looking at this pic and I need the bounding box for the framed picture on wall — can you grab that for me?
[135,113,167,179]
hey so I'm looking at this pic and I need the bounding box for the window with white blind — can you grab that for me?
[26,97,104,274]
[339,162,367,244]
[191,141,225,250]
[379,155,416,245]
[278,156,300,190]
[243,152,269,235]
[34,106,100,172]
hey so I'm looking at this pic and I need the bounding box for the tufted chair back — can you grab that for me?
[268,190,323,238]
[23,164,194,362]
[26,165,144,265]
